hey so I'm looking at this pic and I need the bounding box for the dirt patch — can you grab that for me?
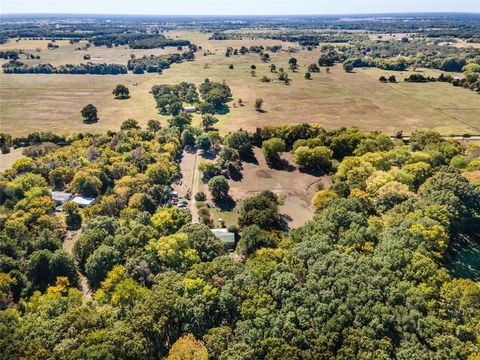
[0,147,24,172]
[256,169,272,178]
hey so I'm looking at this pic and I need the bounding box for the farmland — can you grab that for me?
[1,12,480,360]
[1,31,479,136]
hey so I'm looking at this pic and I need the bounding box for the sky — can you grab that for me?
[1,0,479,15]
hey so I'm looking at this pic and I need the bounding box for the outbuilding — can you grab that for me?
[72,196,96,207]
[211,228,236,251]
[183,106,197,113]
[51,191,73,205]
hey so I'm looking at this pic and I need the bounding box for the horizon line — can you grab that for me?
[2,11,480,17]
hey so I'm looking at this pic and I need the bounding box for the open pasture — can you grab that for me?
[1,31,479,137]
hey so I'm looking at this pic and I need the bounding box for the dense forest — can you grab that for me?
[1,119,479,359]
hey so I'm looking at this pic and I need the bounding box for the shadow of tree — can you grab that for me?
[213,196,236,211]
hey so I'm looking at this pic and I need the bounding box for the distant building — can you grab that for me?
[211,228,235,251]
[51,191,73,205]
[183,106,197,113]
[72,196,96,207]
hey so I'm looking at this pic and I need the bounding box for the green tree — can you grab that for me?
[293,146,333,171]
[288,57,298,71]
[120,118,140,130]
[237,225,277,255]
[262,137,285,165]
[147,119,161,134]
[201,114,219,130]
[196,134,212,152]
[27,250,52,291]
[49,250,78,286]
[63,201,82,230]
[208,176,229,200]
[112,84,130,99]
[81,104,98,124]
[224,130,252,158]
[85,245,120,288]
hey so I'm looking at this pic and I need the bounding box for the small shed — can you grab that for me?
[183,106,197,113]
[211,228,235,251]
[72,196,96,207]
[51,191,73,204]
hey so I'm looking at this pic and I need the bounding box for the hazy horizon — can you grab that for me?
[2,0,479,16]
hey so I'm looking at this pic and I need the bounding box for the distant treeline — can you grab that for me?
[403,71,480,92]
[2,60,127,75]
[91,33,191,49]
[211,31,364,46]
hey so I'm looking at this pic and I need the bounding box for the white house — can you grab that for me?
[72,196,96,207]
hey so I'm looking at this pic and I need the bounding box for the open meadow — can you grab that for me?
[1,31,479,136]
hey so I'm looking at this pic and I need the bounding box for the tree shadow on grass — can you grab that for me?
[268,158,296,172]
[240,150,258,165]
[298,167,329,177]
[213,196,236,211]
[200,149,217,160]
[215,105,230,115]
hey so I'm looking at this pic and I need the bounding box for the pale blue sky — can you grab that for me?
[1,0,479,15]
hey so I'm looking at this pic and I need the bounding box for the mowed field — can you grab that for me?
[1,31,479,136]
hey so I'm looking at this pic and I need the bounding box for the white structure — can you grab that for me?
[51,191,73,204]
[183,106,197,113]
[211,228,235,251]
[72,196,96,207]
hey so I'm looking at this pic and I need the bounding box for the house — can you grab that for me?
[211,228,236,251]
[51,191,73,205]
[72,196,96,207]
[183,106,197,113]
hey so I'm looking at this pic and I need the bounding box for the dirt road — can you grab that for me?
[190,150,200,223]
[63,230,92,301]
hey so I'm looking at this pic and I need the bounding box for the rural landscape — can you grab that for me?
[0,5,480,360]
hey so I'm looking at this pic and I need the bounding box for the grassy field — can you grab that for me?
[193,147,329,229]
[1,31,479,137]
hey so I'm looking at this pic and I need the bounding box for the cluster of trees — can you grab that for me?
[127,53,194,74]
[1,123,479,358]
[198,79,233,113]
[0,50,20,59]
[224,45,282,58]
[2,60,128,74]
[151,79,233,116]
[151,82,199,115]
[91,32,191,49]
[403,67,480,93]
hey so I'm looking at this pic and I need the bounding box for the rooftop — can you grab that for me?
[72,196,96,206]
[51,191,73,202]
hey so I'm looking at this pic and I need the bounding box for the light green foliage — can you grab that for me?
[293,145,333,170]
[151,207,191,235]
[147,233,200,272]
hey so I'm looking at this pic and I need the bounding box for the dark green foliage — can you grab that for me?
[238,191,283,230]
[81,104,99,124]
